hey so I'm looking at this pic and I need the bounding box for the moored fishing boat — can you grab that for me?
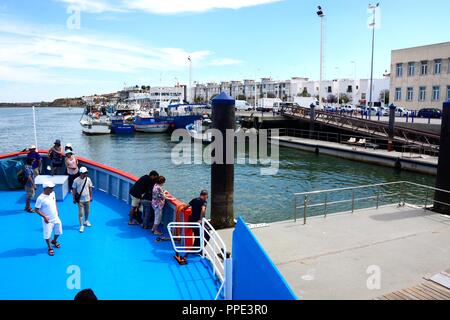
[80,105,111,135]
[134,114,171,133]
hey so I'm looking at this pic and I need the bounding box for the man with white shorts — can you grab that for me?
[34,181,63,256]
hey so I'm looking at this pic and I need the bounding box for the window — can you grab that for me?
[419,86,426,101]
[408,62,415,76]
[432,86,440,101]
[447,86,450,100]
[421,61,428,75]
[434,59,442,74]
[395,88,402,101]
[327,86,332,93]
[361,93,366,100]
[396,63,403,77]
[407,87,414,101]
[347,85,353,93]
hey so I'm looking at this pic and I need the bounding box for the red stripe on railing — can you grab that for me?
[0,150,184,207]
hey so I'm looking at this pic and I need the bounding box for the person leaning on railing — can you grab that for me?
[180,190,209,249]
[128,171,159,226]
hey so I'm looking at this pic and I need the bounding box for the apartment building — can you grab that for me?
[390,42,450,110]
[191,77,389,106]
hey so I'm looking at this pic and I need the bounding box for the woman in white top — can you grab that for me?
[65,150,79,189]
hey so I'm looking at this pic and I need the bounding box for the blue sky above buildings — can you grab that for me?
[0,0,448,101]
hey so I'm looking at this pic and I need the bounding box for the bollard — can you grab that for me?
[434,100,450,215]
[388,104,396,152]
[211,92,235,229]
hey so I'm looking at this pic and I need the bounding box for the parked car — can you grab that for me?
[377,106,389,116]
[324,105,337,112]
[395,107,410,117]
[338,105,357,114]
[417,108,442,119]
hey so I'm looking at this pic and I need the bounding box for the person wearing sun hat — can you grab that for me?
[48,139,64,175]
[26,144,41,177]
[65,149,79,189]
[34,181,63,257]
[72,167,94,233]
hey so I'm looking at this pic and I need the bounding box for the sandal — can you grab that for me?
[48,248,55,256]
[51,240,61,249]
[128,221,138,226]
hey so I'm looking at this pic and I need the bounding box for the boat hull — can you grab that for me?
[134,124,170,133]
[81,124,111,135]
[111,124,135,134]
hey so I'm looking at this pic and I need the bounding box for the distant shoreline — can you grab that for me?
[0,104,85,108]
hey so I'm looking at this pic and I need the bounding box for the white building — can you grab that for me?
[128,86,186,106]
[191,77,389,106]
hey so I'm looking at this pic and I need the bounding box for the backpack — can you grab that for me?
[17,169,27,186]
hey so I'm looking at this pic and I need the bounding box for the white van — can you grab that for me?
[235,100,252,111]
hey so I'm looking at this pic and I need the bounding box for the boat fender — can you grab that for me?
[394,158,402,172]
[315,145,320,155]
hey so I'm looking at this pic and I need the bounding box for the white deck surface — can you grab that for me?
[220,206,450,300]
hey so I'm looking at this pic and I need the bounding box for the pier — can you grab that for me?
[219,203,450,300]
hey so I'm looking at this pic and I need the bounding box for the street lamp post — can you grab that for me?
[317,6,325,111]
[368,3,380,120]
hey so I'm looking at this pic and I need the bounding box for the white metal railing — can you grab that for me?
[294,181,450,224]
[167,218,231,300]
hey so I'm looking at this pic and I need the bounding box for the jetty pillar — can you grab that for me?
[211,92,235,229]
[388,104,396,152]
[434,99,450,215]
[309,103,316,139]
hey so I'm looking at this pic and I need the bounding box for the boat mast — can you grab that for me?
[32,106,38,150]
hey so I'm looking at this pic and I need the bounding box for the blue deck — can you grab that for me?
[0,189,218,300]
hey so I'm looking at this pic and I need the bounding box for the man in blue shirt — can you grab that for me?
[26,145,41,177]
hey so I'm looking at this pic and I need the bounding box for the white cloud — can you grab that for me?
[0,18,241,85]
[56,0,282,14]
[210,58,243,66]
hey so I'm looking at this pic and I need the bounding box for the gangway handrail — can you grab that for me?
[294,181,450,224]
[167,218,231,300]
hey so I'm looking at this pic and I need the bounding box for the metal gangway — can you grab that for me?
[280,105,440,151]
[167,218,232,300]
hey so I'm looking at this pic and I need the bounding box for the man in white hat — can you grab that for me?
[72,167,93,233]
[34,181,63,256]
[26,145,41,177]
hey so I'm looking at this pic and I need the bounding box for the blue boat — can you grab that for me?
[134,114,171,133]
[110,115,135,134]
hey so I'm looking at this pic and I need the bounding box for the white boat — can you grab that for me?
[80,106,111,135]
[186,119,213,143]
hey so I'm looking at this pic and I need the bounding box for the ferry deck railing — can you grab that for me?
[294,181,450,225]
[167,218,231,300]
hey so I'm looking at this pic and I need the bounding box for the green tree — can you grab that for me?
[298,88,311,97]
[339,93,351,104]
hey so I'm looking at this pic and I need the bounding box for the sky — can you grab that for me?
[0,0,448,102]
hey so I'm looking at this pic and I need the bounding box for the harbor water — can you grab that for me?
[0,107,436,223]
